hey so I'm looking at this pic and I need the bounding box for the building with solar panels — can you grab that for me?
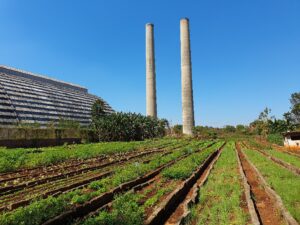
[0,65,114,127]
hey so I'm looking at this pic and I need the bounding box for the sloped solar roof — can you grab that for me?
[0,66,114,126]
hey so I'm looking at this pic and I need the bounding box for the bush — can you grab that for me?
[92,112,168,142]
[172,125,183,136]
[192,126,218,139]
[82,192,143,225]
[267,133,283,146]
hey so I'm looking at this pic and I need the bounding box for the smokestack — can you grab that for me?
[145,23,157,118]
[180,18,195,135]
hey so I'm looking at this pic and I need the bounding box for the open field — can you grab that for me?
[0,138,299,225]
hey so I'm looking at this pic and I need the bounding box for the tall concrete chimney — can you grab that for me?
[180,18,195,135]
[145,23,157,118]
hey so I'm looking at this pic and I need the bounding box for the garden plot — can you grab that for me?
[0,148,172,212]
[179,142,251,225]
[77,142,224,225]
[0,140,211,225]
[0,138,176,173]
[242,147,300,224]
[244,140,300,170]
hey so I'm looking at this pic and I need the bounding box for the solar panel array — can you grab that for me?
[0,66,114,127]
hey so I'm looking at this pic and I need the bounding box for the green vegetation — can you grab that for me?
[91,111,169,142]
[172,124,183,136]
[0,139,173,173]
[264,148,300,168]
[0,191,79,225]
[82,183,176,225]
[4,137,298,225]
[162,142,223,180]
[249,92,300,144]
[243,148,300,222]
[248,139,300,168]
[284,92,300,125]
[91,99,107,120]
[267,133,284,146]
[82,192,143,225]
[0,140,208,225]
[80,141,221,225]
[188,142,249,225]
[143,183,175,208]
[87,141,207,194]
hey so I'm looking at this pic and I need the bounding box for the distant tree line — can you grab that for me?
[172,92,300,145]
[249,92,300,144]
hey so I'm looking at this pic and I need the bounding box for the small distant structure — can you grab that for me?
[283,131,300,150]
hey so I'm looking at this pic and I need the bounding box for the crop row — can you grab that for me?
[79,142,224,225]
[78,140,299,225]
[0,138,176,173]
[245,140,300,169]
[186,142,250,224]
[0,140,212,225]
[0,140,185,190]
[0,147,173,212]
[242,148,300,222]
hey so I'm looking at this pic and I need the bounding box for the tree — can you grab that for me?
[224,125,236,133]
[286,92,300,125]
[236,124,250,134]
[250,107,272,136]
[91,99,108,141]
[258,107,272,122]
[91,99,107,120]
[172,124,183,136]
[250,120,265,135]
[192,126,218,139]
[267,119,289,134]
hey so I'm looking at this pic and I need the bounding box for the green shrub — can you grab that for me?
[267,133,283,146]
[172,125,183,136]
[92,112,168,141]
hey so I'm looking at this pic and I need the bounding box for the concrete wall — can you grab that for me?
[0,128,96,148]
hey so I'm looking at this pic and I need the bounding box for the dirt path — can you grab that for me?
[236,144,287,225]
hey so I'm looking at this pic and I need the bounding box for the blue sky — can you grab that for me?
[0,0,299,127]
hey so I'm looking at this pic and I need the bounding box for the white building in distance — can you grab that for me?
[283,131,300,150]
